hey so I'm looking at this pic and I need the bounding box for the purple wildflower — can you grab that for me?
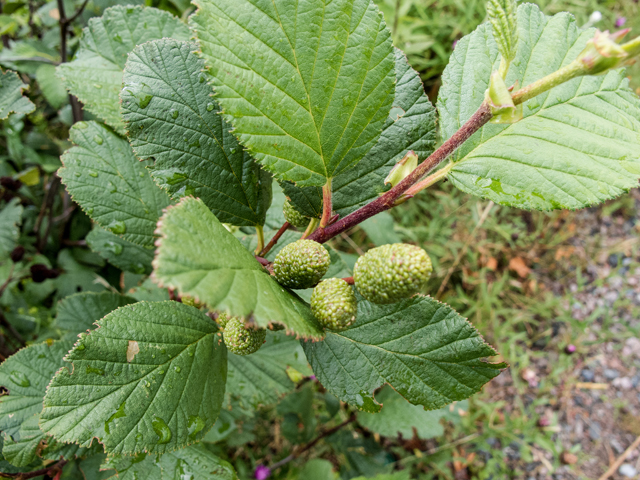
[254,465,271,480]
[615,17,626,28]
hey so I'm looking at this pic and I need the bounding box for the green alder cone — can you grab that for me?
[273,240,331,289]
[181,296,203,309]
[311,278,357,331]
[283,200,311,229]
[354,243,433,304]
[216,312,230,328]
[223,317,267,355]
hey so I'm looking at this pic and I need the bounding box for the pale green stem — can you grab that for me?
[400,162,454,201]
[498,56,510,79]
[302,217,320,239]
[511,59,587,105]
[254,225,264,255]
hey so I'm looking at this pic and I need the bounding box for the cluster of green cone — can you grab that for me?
[272,235,433,335]
[189,203,433,357]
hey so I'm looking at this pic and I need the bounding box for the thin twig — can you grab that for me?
[0,3,9,48]
[0,459,68,479]
[339,232,365,256]
[0,311,26,347]
[269,413,357,471]
[56,0,69,63]
[259,222,290,257]
[56,0,83,122]
[35,175,61,252]
[0,264,15,298]
[64,0,90,25]
[597,435,640,480]
[436,201,494,298]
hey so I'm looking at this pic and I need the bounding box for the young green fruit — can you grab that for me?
[181,295,202,309]
[223,317,266,355]
[354,243,432,304]
[216,312,230,329]
[273,239,331,289]
[311,278,357,331]
[283,200,311,229]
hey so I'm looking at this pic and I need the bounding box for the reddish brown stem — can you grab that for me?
[269,414,357,471]
[259,222,290,257]
[308,103,493,244]
[255,256,270,266]
[0,459,68,478]
[342,276,354,285]
[319,179,333,228]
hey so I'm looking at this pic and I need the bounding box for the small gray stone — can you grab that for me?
[619,464,637,478]
[581,369,595,382]
[589,422,601,440]
[610,438,624,454]
[604,368,620,380]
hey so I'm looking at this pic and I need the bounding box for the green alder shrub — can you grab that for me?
[0,0,639,477]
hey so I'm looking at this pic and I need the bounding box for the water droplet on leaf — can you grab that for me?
[104,401,126,434]
[108,221,126,235]
[86,366,105,376]
[9,371,30,387]
[187,415,205,439]
[152,417,172,444]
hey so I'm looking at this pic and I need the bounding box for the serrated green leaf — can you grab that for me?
[0,198,23,260]
[102,444,237,480]
[40,437,93,462]
[227,331,312,408]
[158,443,236,479]
[153,197,324,339]
[0,68,35,120]
[58,121,172,247]
[127,278,171,303]
[40,301,227,455]
[357,386,464,439]
[0,435,34,475]
[35,64,68,109]
[486,0,518,62]
[192,0,396,187]
[79,453,115,480]
[86,227,154,275]
[102,453,161,480]
[279,181,323,219]
[121,39,272,227]
[281,48,437,217]
[438,4,640,211]
[303,295,506,413]
[0,340,73,438]
[57,6,190,134]
[2,415,43,468]
[54,291,136,334]
[299,459,336,480]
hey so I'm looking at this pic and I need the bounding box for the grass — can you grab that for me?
[374,0,640,94]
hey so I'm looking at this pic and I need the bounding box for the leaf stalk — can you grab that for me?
[319,178,333,229]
